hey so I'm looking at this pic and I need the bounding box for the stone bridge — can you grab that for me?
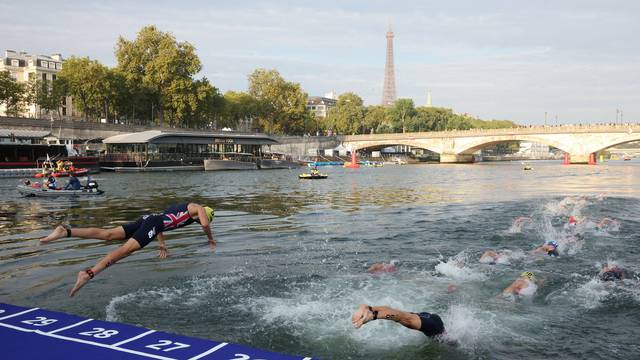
[3,117,639,164]
[341,124,640,164]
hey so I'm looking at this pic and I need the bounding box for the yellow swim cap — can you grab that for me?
[204,206,214,223]
[520,271,535,281]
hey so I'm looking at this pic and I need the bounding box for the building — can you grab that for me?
[306,96,337,118]
[0,50,76,118]
[101,130,278,170]
[518,141,550,158]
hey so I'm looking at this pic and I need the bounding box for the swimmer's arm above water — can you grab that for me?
[190,203,216,249]
[157,233,168,259]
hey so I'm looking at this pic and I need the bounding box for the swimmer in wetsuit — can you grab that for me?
[352,304,445,339]
[599,265,625,282]
[41,203,215,297]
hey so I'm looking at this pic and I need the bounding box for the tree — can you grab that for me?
[364,105,387,134]
[0,71,27,116]
[223,91,260,130]
[27,77,68,119]
[115,25,202,126]
[57,57,110,121]
[388,99,416,133]
[247,68,309,135]
[324,92,365,134]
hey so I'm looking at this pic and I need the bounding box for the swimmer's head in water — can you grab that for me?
[546,241,559,256]
[204,206,214,223]
[521,271,535,281]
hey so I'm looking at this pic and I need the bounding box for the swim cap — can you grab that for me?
[546,240,559,248]
[569,216,576,224]
[204,206,214,223]
[521,271,535,281]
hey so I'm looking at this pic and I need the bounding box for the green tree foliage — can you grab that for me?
[27,77,68,119]
[387,98,417,133]
[247,68,309,134]
[115,25,209,127]
[324,92,365,134]
[363,105,387,134]
[58,56,111,121]
[222,91,260,130]
[0,70,27,116]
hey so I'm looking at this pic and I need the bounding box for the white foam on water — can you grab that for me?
[105,274,246,321]
[106,292,137,322]
[441,304,491,349]
[575,278,612,309]
[435,257,487,281]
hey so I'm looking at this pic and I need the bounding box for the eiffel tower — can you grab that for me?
[381,26,396,107]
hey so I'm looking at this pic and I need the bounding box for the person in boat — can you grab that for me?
[352,303,446,340]
[599,264,625,282]
[63,172,82,190]
[502,271,539,297]
[311,166,320,175]
[46,175,58,190]
[40,203,215,297]
[85,175,98,189]
[56,159,64,172]
[531,240,559,256]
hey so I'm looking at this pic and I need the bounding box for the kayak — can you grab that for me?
[299,173,328,179]
[17,184,104,197]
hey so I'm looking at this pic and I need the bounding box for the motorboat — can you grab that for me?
[17,184,104,197]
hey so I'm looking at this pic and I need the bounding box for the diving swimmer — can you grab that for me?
[40,203,215,297]
[502,271,539,297]
[352,304,445,339]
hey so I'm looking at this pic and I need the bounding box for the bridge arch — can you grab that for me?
[585,133,640,154]
[346,140,442,155]
[454,135,571,154]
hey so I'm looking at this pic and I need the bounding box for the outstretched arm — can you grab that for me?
[352,304,421,331]
[157,232,168,259]
[192,203,216,249]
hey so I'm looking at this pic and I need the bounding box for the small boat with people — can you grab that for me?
[299,167,328,179]
[17,178,103,197]
[34,158,89,178]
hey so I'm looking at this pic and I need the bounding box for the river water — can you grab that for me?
[1,160,639,359]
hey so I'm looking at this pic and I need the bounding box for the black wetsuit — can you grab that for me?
[600,270,623,282]
[122,203,201,248]
[414,312,445,337]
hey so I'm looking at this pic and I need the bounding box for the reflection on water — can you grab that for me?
[0,160,639,360]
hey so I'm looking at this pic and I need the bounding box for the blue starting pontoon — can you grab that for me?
[0,303,315,360]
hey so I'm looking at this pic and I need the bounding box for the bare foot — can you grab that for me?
[41,225,67,243]
[69,270,91,297]
[351,304,374,329]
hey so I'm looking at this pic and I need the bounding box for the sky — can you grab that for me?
[1,0,639,124]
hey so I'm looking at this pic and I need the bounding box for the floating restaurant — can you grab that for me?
[100,130,280,171]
